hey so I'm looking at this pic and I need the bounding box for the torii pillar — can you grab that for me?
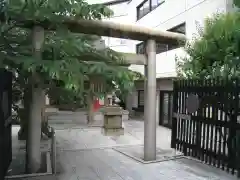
[144,39,157,161]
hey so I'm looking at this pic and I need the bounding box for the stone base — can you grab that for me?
[101,128,124,136]
[6,151,52,178]
[113,145,183,164]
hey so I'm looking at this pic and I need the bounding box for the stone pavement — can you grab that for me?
[10,120,238,180]
[52,120,171,150]
[6,175,57,180]
[51,120,237,180]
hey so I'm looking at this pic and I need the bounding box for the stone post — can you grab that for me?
[144,39,157,161]
[26,26,45,173]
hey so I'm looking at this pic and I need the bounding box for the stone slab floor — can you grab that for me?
[11,120,238,180]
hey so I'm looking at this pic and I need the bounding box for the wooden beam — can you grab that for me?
[16,16,186,45]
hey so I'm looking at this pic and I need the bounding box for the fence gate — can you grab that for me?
[0,69,12,179]
[171,79,240,177]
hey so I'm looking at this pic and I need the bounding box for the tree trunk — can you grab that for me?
[87,92,94,123]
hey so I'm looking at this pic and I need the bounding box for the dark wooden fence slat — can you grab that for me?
[171,80,178,149]
[180,80,184,153]
[205,79,211,164]
[172,77,240,178]
[202,78,206,162]
[182,81,187,155]
[217,78,223,169]
[222,83,228,171]
[176,90,181,151]
[185,81,190,156]
[212,78,218,167]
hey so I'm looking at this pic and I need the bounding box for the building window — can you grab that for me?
[151,0,165,10]
[137,0,150,20]
[136,42,145,54]
[136,42,168,54]
[166,23,186,51]
[136,22,186,54]
[168,23,186,34]
[137,0,165,20]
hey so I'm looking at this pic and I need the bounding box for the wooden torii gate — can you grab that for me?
[17,16,186,162]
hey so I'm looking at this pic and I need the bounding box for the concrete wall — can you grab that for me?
[128,78,173,124]
[102,0,230,77]
[134,78,174,91]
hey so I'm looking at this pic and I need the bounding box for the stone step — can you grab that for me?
[48,118,87,124]
[47,110,129,125]
[56,110,87,115]
[51,111,87,116]
[47,111,88,120]
[48,111,103,121]
[48,119,74,123]
[48,115,87,120]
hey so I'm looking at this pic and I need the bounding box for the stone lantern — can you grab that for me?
[101,105,124,136]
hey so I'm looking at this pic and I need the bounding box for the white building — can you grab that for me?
[92,0,236,126]
[103,0,235,75]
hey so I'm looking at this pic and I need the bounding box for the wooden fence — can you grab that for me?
[171,78,240,177]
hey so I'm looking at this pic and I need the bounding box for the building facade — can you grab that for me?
[104,0,235,76]
[101,0,235,126]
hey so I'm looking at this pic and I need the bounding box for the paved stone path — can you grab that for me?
[52,120,171,150]
[10,120,238,180]
[57,148,236,180]
[51,120,237,180]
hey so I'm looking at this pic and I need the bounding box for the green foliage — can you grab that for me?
[6,0,113,21]
[0,0,137,105]
[47,86,85,108]
[234,0,240,8]
[177,12,240,79]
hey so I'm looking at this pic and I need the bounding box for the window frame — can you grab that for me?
[136,42,145,54]
[136,0,151,20]
[136,0,165,21]
[167,22,186,34]
[136,22,186,54]
[151,0,165,10]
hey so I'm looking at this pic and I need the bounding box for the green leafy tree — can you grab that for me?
[1,0,136,114]
[234,0,240,8]
[178,0,240,79]
[1,0,138,172]
[177,12,240,79]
